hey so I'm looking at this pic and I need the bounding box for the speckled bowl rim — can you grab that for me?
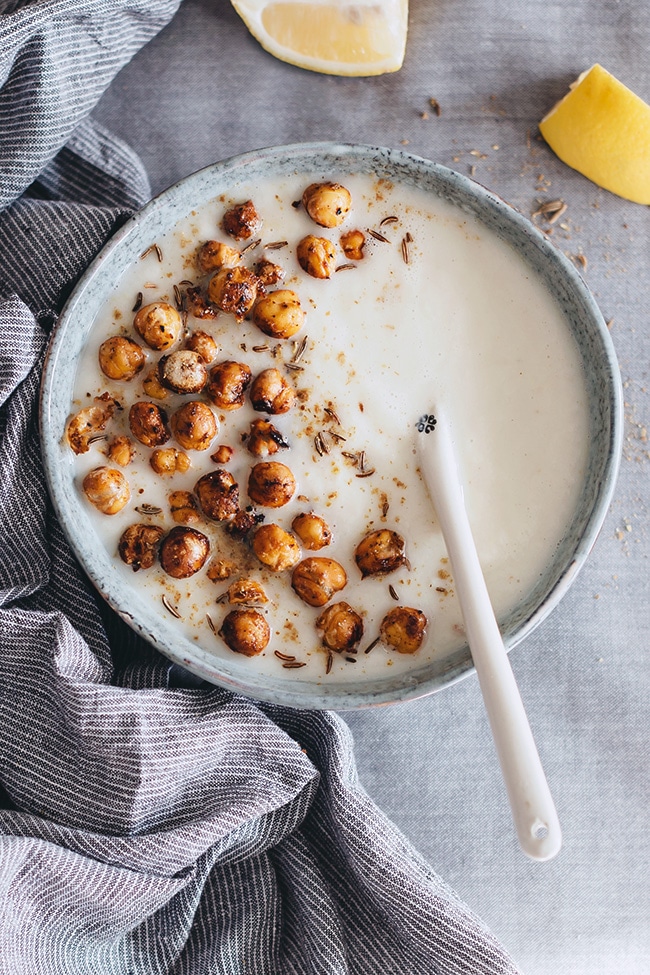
[40,142,623,710]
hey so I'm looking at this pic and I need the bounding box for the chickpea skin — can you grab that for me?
[380,607,428,654]
[185,329,219,363]
[206,361,252,412]
[159,526,210,579]
[118,523,165,571]
[106,436,135,467]
[150,447,191,476]
[171,401,218,451]
[292,512,332,550]
[195,469,240,521]
[340,229,365,261]
[169,489,200,525]
[185,285,218,320]
[248,461,296,508]
[250,368,296,414]
[128,402,170,448]
[253,289,304,340]
[254,259,285,289]
[245,418,289,457]
[296,235,337,279]
[98,336,146,381]
[133,302,182,351]
[316,601,364,653]
[158,350,208,395]
[354,529,406,578]
[252,524,301,572]
[197,239,241,274]
[222,200,262,241]
[82,467,130,515]
[142,368,168,400]
[207,266,258,321]
[220,609,270,657]
[291,557,347,607]
[302,182,352,228]
[227,578,268,604]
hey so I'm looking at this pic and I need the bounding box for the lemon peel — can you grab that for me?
[230,0,408,77]
[539,64,650,205]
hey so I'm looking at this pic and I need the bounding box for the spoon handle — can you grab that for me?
[417,412,562,861]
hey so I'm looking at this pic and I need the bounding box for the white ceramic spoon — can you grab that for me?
[416,409,562,861]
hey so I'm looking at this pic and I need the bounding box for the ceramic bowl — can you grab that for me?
[40,143,622,709]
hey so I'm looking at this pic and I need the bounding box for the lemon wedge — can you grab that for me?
[230,0,408,76]
[539,64,650,204]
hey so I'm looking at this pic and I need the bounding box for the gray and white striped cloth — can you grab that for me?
[0,3,520,972]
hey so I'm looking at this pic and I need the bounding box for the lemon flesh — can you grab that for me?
[231,0,408,76]
[539,64,650,205]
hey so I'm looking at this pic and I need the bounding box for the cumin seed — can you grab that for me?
[368,229,390,243]
[240,237,261,255]
[132,291,143,312]
[356,468,375,478]
[291,335,308,363]
[326,652,334,674]
[335,263,356,272]
[252,344,269,352]
[282,660,307,669]
[389,584,399,601]
[274,650,296,662]
[265,240,288,250]
[401,236,410,264]
[162,595,181,619]
[135,504,162,515]
[380,215,399,226]
[364,636,381,655]
[324,406,341,424]
[206,613,217,635]
[345,656,357,663]
[173,284,183,310]
[87,434,107,445]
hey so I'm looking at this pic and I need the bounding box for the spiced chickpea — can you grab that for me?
[206,361,252,411]
[185,285,218,320]
[118,523,165,571]
[185,329,218,363]
[158,350,208,394]
[222,200,262,240]
[150,447,191,476]
[354,529,406,578]
[252,524,301,572]
[82,466,130,515]
[207,266,258,321]
[380,607,427,654]
[195,469,240,521]
[170,401,218,451]
[220,609,270,657]
[296,235,337,279]
[133,301,182,351]
[245,418,289,458]
[291,557,347,607]
[247,461,296,508]
[128,402,170,448]
[106,436,135,467]
[292,512,332,550]
[142,368,168,400]
[250,368,295,414]
[67,395,116,455]
[340,229,365,261]
[254,259,285,289]
[316,601,364,653]
[253,290,304,339]
[302,182,352,228]
[197,239,241,274]
[207,559,236,582]
[211,445,233,464]
[227,578,268,604]
[227,508,263,539]
[98,336,146,381]
[159,525,210,579]
[169,489,200,525]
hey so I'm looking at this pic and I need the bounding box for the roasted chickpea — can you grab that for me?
[195,469,240,521]
[253,289,305,339]
[302,182,351,228]
[66,395,116,455]
[206,361,252,411]
[133,302,182,351]
[98,336,146,381]
[340,229,365,261]
[170,401,218,451]
[106,435,135,467]
[354,529,406,578]
[222,200,262,240]
[197,239,241,273]
[150,447,191,476]
[252,524,301,572]
[227,508,264,539]
[159,525,210,579]
[296,235,337,279]
[316,601,364,652]
[254,259,285,288]
[292,512,332,550]
[291,557,347,607]
[245,418,289,457]
[82,466,130,515]
[169,489,200,525]
[220,608,270,656]
[380,607,428,654]
[248,461,296,508]
[207,559,236,582]
[184,285,218,320]
[227,578,268,604]
[158,350,208,394]
[142,368,168,400]
[185,329,219,363]
[207,266,258,321]
[211,445,233,464]
[250,368,296,414]
[128,402,170,447]
[118,523,165,571]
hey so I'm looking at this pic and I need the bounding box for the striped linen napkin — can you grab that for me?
[0,2,520,972]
